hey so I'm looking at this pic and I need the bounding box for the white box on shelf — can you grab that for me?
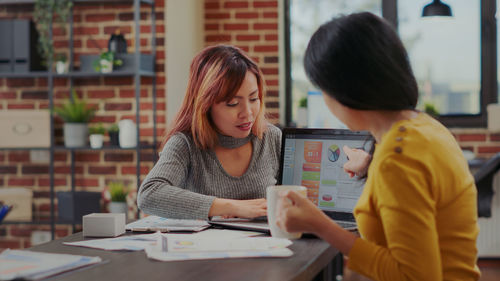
[0,187,32,221]
[83,213,125,237]
[0,110,50,148]
[487,104,500,132]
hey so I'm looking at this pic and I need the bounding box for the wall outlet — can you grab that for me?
[31,230,51,245]
[30,150,50,163]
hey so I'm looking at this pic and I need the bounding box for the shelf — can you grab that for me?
[53,144,156,151]
[0,70,155,79]
[0,147,50,151]
[0,0,154,5]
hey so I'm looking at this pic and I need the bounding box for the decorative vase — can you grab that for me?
[109,201,128,220]
[63,123,88,147]
[56,61,68,74]
[100,59,113,73]
[118,119,137,148]
[89,134,103,148]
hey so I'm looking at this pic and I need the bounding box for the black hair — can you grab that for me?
[304,12,418,110]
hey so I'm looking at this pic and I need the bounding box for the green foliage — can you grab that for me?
[92,51,123,72]
[55,53,67,62]
[53,90,96,123]
[89,123,106,135]
[298,97,308,108]
[424,102,440,117]
[108,181,129,202]
[34,0,73,64]
[108,124,119,133]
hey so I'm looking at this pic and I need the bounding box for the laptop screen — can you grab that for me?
[279,128,374,217]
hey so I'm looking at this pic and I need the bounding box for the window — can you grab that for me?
[285,0,498,127]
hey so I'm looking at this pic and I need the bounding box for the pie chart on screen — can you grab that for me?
[328,144,340,162]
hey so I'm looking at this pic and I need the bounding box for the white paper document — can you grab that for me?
[125,216,210,232]
[64,232,160,251]
[0,249,102,281]
[145,231,293,262]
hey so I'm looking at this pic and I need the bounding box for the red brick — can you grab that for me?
[206,35,232,42]
[490,134,500,141]
[104,77,133,86]
[75,152,100,162]
[53,40,69,48]
[55,228,69,238]
[74,26,99,35]
[104,153,134,162]
[104,26,132,35]
[205,23,219,30]
[21,91,48,100]
[254,23,278,30]
[0,91,16,99]
[478,146,500,153]
[261,67,278,75]
[140,102,165,110]
[205,13,231,19]
[267,112,279,119]
[54,152,67,162]
[225,1,249,8]
[74,77,101,86]
[118,12,148,21]
[457,134,487,142]
[236,34,260,41]
[8,178,35,186]
[265,34,278,41]
[121,166,150,175]
[6,78,35,87]
[254,45,278,52]
[224,23,249,30]
[92,116,117,123]
[85,14,116,22]
[264,56,279,63]
[121,115,148,123]
[105,103,132,111]
[88,90,115,99]
[235,12,259,19]
[266,90,279,97]
[22,165,49,174]
[119,89,148,98]
[263,12,278,18]
[205,2,220,9]
[0,240,21,250]
[88,166,116,175]
[39,178,67,187]
[266,79,278,86]
[10,226,35,237]
[86,39,108,49]
[0,166,17,174]
[253,1,278,8]
[265,101,279,108]
[236,45,250,52]
[8,152,30,162]
[38,203,51,212]
[75,178,99,187]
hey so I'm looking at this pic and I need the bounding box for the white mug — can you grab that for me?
[266,185,307,240]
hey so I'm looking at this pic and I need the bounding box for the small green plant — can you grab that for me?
[53,90,96,123]
[424,102,440,117]
[55,53,67,63]
[108,124,119,133]
[93,51,123,72]
[89,123,106,135]
[108,181,129,202]
[298,97,308,108]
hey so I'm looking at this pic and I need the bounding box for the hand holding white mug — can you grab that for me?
[267,185,307,239]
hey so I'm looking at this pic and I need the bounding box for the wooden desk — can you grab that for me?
[28,232,338,281]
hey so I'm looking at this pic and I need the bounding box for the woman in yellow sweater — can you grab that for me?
[276,12,480,280]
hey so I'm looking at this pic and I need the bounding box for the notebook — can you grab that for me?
[209,128,374,233]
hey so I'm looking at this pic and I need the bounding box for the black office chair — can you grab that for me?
[474,152,500,217]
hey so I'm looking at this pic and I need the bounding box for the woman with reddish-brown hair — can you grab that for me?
[137,45,281,219]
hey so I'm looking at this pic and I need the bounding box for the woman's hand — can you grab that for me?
[343,145,371,178]
[275,190,327,235]
[209,198,267,219]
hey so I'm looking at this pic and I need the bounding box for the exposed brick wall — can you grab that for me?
[0,0,165,249]
[204,0,280,123]
[451,129,500,158]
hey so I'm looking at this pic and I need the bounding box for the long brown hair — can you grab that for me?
[163,45,268,149]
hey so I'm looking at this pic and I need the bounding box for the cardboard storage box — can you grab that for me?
[0,110,50,148]
[0,188,33,221]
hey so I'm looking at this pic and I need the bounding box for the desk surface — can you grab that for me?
[28,232,338,281]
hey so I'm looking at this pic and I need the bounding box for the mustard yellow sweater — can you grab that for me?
[348,113,480,281]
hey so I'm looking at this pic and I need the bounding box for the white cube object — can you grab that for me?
[487,104,500,132]
[83,213,125,237]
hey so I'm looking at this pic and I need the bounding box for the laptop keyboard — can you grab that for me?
[335,220,357,229]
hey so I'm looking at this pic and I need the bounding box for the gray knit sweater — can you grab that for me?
[137,124,282,219]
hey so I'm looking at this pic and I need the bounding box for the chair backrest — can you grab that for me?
[474,152,500,217]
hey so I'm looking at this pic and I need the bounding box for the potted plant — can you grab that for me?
[55,53,68,74]
[89,123,106,149]
[107,124,120,147]
[424,102,440,118]
[53,90,96,147]
[297,96,308,128]
[105,181,130,219]
[34,0,72,66]
[93,51,123,73]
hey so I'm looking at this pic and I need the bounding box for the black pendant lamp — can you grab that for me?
[422,0,453,17]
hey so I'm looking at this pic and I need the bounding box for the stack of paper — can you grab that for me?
[64,232,160,251]
[125,216,210,232]
[145,230,294,261]
[0,250,102,280]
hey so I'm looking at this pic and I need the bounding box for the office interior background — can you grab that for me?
[0,0,499,270]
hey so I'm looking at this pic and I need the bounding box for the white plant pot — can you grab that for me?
[63,123,88,147]
[100,59,113,73]
[89,134,104,148]
[56,61,68,74]
[109,201,128,220]
[118,119,137,148]
[297,107,308,128]
[487,104,500,132]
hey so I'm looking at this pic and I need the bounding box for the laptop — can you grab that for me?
[209,128,374,233]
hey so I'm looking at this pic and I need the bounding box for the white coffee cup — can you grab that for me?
[266,185,307,240]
